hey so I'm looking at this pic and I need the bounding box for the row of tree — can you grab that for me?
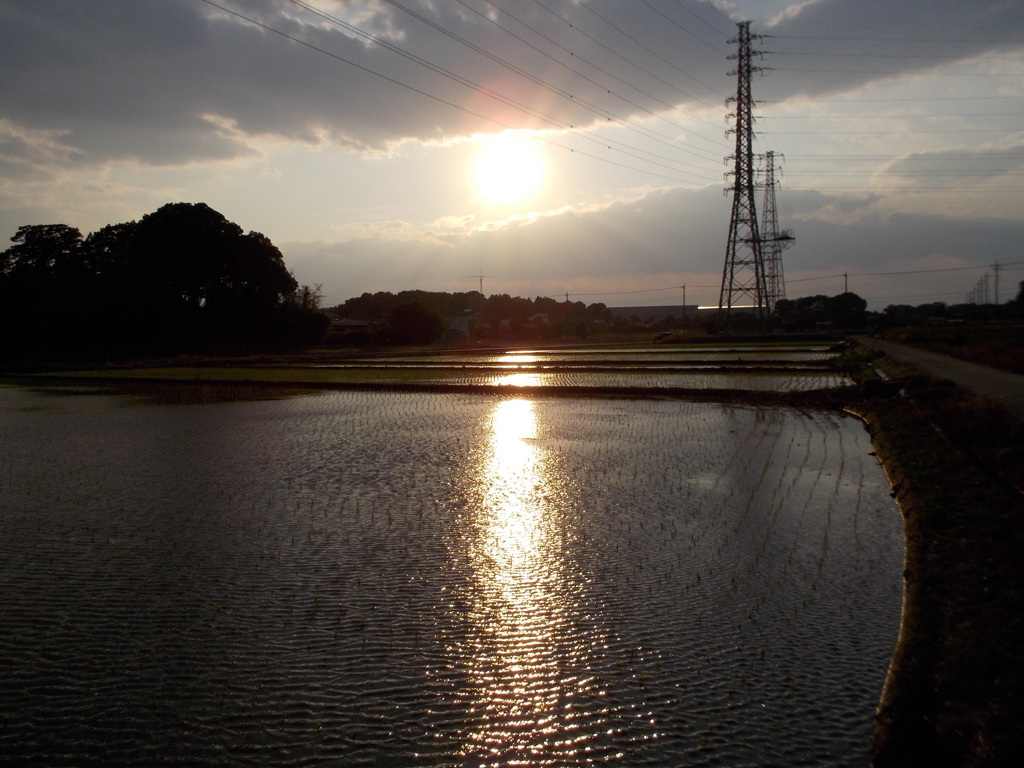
[329,291,612,344]
[0,203,328,359]
[5,203,1021,357]
[335,286,1024,343]
[751,289,1024,332]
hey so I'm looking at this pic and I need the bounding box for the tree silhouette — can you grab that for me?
[384,302,445,345]
[0,203,325,359]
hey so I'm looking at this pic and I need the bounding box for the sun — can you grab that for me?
[473,132,545,206]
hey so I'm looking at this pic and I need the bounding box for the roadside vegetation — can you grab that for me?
[876,324,1024,375]
[835,342,1024,767]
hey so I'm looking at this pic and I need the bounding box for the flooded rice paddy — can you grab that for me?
[0,366,902,766]
[62,343,852,393]
[308,368,850,391]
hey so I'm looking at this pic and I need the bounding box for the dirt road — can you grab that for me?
[854,335,1024,420]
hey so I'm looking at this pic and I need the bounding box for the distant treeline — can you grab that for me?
[776,290,1024,331]
[329,285,1024,344]
[0,203,328,359]
[6,200,1021,358]
[328,291,613,344]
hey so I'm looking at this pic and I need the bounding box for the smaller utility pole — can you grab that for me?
[466,268,490,296]
[760,150,793,311]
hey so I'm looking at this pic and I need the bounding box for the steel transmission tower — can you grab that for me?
[719,21,766,324]
[761,150,794,311]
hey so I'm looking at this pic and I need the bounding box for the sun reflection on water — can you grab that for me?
[493,371,544,387]
[491,354,542,387]
[456,399,605,765]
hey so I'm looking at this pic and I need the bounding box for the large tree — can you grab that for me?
[0,224,87,349]
[0,224,83,279]
[0,203,324,357]
[126,203,297,331]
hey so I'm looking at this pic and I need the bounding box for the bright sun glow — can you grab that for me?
[473,132,545,205]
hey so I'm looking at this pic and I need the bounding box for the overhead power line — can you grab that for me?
[770,50,1023,62]
[783,186,1024,193]
[765,112,1024,120]
[450,0,729,148]
[773,67,1021,77]
[638,0,727,56]
[558,261,1024,301]
[571,0,729,101]
[334,0,729,167]
[771,33,1024,46]
[788,260,1024,283]
[200,0,724,185]
[198,1,1024,202]
[776,95,1024,103]
[667,0,734,40]
[525,0,729,127]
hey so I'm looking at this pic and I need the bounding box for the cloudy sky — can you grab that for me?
[2,0,1022,310]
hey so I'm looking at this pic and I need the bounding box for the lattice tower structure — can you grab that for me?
[719,21,766,323]
[760,150,794,312]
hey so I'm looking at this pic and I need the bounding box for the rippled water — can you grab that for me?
[309,346,845,391]
[350,344,838,365]
[413,370,850,390]
[0,384,902,766]
[297,367,849,391]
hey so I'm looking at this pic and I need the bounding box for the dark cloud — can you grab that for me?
[756,0,1024,100]
[7,0,1015,173]
[879,146,1024,186]
[2,0,1021,309]
[785,207,1024,271]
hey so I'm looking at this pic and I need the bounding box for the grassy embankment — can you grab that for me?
[836,343,1024,768]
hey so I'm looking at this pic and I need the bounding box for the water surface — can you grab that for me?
[0,384,902,766]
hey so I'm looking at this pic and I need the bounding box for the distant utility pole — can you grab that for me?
[760,150,794,311]
[464,268,489,296]
[719,21,767,325]
[966,273,992,305]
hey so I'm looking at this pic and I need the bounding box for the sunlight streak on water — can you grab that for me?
[456,399,604,764]
[491,355,544,387]
[492,372,545,386]
[0,385,903,767]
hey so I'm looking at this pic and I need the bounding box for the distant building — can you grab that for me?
[329,317,373,331]
[608,305,698,322]
[448,310,477,336]
[328,317,373,338]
